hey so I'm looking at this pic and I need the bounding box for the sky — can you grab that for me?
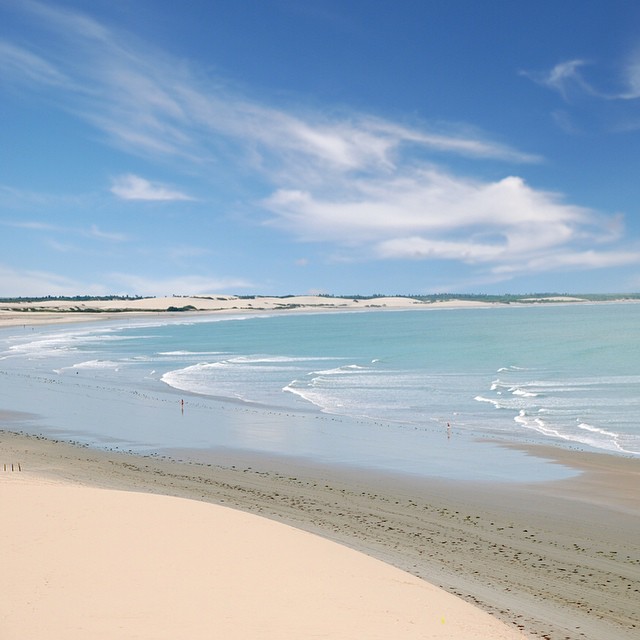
[1,0,640,297]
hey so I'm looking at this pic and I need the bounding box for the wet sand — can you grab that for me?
[1,430,638,639]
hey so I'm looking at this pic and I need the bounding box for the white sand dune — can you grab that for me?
[0,294,499,328]
[1,472,524,639]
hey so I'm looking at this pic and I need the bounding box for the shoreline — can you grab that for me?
[502,442,640,514]
[1,429,638,639]
[0,295,485,329]
[2,294,638,329]
[2,461,525,640]
[2,303,639,637]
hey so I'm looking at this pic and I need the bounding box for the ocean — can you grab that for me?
[1,303,639,482]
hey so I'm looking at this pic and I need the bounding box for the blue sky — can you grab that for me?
[1,0,640,297]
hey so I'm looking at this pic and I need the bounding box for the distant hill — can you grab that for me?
[2,292,639,304]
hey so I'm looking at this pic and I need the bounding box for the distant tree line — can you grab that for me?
[0,295,146,303]
[2,293,640,304]
[312,292,640,303]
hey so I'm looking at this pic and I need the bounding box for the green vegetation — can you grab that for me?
[319,293,640,303]
[0,295,145,303]
[2,293,639,306]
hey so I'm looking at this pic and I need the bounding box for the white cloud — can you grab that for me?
[2,218,128,243]
[110,174,194,201]
[264,171,587,242]
[2,1,635,290]
[376,237,506,262]
[1,1,537,176]
[263,169,635,278]
[523,52,640,138]
[0,40,70,87]
[525,51,640,102]
[521,59,593,100]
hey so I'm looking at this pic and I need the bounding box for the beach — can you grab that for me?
[1,432,528,640]
[1,304,639,639]
[1,429,638,639]
[0,294,500,330]
[1,457,526,640]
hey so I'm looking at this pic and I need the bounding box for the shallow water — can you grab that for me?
[1,303,638,481]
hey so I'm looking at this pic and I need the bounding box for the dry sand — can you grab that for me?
[1,430,638,640]
[0,294,506,328]
[1,304,638,639]
[1,471,526,640]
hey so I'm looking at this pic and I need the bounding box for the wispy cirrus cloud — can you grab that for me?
[1,0,538,174]
[521,59,594,101]
[110,174,194,201]
[0,40,69,87]
[1,218,129,243]
[524,50,640,102]
[522,51,640,139]
[1,0,634,289]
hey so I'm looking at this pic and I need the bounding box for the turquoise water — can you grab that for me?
[1,303,639,480]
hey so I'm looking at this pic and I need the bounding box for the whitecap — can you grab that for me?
[69,359,123,371]
[510,387,538,398]
[474,395,503,409]
[314,364,368,375]
[158,350,224,357]
[577,422,618,438]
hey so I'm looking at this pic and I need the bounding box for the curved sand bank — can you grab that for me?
[1,432,639,639]
[1,471,523,640]
[0,295,509,328]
